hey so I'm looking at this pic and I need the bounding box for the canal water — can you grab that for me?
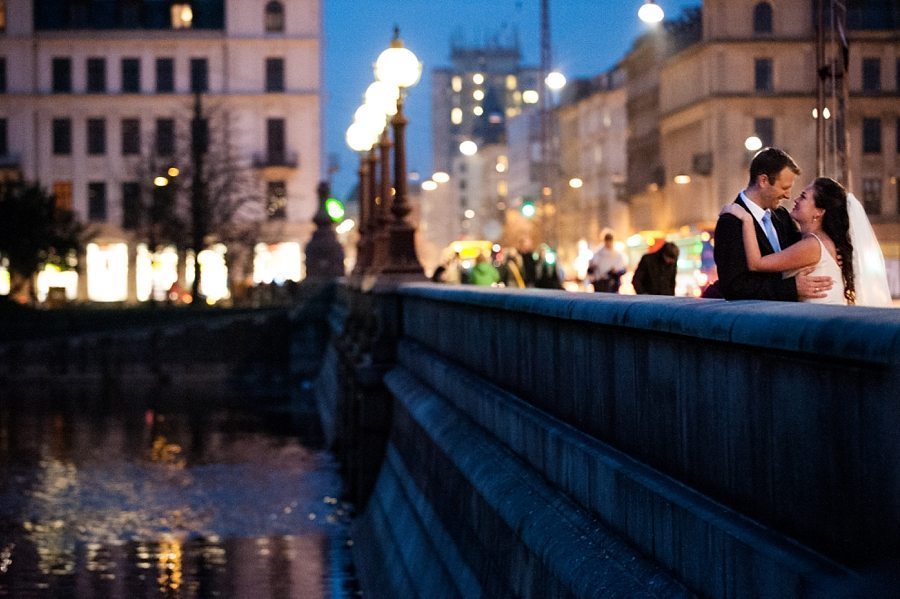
[0,386,358,598]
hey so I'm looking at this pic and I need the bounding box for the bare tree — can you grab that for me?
[128,94,266,303]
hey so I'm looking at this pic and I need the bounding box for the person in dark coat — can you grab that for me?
[632,242,680,295]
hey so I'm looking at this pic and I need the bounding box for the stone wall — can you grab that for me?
[346,284,900,597]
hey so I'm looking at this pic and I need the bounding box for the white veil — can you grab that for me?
[847,193,892,306]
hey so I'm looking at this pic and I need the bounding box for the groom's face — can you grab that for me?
[761,167,796,210]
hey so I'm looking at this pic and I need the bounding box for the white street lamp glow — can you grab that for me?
[522,90,539,104]
[545,71,567,91]
[154,176,169,187]
[568,177,583,189]
[459,140,478,156]
[464,209,475,219]
[638,0,664,24]
[346,121,376,152]
[354,103,387,132]
[432,171,450,183]
[365,80,400,116]
[421,180,438,191]
[374,33,422,90]
[744,135,763,152]
[811,107,831,120]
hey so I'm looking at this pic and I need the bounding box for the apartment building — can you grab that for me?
[658,0,899,293]
[0,0,322,303]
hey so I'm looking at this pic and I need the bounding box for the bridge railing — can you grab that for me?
[331,282,900,598]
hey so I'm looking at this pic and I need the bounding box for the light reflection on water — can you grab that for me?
[0,389,356,598]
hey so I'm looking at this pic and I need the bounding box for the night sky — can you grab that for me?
[322,0,701,200]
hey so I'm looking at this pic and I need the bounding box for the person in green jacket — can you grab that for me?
[469,252,501,286]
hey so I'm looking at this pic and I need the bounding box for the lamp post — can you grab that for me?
[346,123,376,275]
[373,27,424,276]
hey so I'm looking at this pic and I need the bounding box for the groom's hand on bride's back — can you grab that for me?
[796,268,832,300]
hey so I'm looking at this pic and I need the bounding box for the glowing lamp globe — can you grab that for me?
[545,71,567,91]
[354,103,388,133]
[346,122,376,152]
[364,80,400,116]
[638,0,664,24]
[374,34,422,90]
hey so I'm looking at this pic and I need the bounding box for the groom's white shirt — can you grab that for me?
[739,190,769,233]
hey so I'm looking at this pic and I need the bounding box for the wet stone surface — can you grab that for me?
[0,387,357,598]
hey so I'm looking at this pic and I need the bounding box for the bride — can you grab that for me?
[721,177,892,306]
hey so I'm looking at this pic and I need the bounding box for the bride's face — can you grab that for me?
[790,184,824,226]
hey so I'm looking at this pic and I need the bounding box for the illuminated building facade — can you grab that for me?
[423,35,540,260]
[656,0,900,294]
[0,0,322,303]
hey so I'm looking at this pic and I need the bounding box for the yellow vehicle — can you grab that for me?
[444,240,495,263]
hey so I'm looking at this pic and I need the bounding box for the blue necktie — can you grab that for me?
[762,211,781,252]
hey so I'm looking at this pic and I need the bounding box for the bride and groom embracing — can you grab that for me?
[708,147,892,306]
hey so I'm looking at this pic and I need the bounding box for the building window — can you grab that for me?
[88,182,107,221]
[122,118,141,155]
[863,117,881,154]
[896,118,900,154]
[754,58,772,92]
[52,118,72,155]
[52,57,72,93]
[267,181,287,219]
[53,181,73,212]
[0,57,6,93]
[267,118,286,161]
[862,178,882,215]
[121,58,140,93]
[87,118,106,155]
[862,58,881,92]
[171,3,194,29]
[122,182,141,230]
[266,58,285,92]
[156,58,174,93]
[753,2,772,34]
[0,118,6,157]
[265,1,285,32]
[69,0,89,28]
[119,0,141,27]
[754,117,774,147]
[87,57,106,93]
[156,118,175,156]
[190,58,208,93]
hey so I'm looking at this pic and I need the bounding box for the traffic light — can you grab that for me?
[324,197,345,222]
[520,198,536,218]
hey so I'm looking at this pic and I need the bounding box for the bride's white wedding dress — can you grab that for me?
[847,193,892,307]
[785,234,845,305]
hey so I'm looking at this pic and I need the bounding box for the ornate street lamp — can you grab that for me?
[373,27,424,276]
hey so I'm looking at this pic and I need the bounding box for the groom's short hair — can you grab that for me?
[747,147,800,187]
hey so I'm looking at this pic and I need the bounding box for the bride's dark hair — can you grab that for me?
[814,177,855,303]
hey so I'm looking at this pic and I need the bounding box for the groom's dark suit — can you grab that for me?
[713,195,801,300]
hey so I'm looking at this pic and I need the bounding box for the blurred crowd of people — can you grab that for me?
[430,235,564,290]
[431,231,679,296]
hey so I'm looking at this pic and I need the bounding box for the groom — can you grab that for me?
[710,147,832,301]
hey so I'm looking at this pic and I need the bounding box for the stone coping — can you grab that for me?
[395,284,900,365]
